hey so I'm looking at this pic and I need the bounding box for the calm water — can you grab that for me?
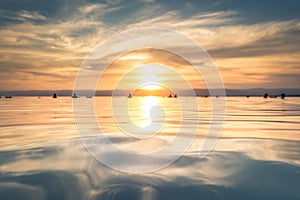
[0,97,300,200]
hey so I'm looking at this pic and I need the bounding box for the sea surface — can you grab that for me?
[0,96,300,200]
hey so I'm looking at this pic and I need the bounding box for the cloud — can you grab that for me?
[121,10,300,88]
[0,1,299,90]
[124,10,299,56]
[78,4,104,14]
[18,10,47,21]
[77,1,126,17]
[143,0,156,3]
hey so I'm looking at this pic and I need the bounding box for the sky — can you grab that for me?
[0,0,299,90]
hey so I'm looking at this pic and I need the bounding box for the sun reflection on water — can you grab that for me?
[129,96,165,133]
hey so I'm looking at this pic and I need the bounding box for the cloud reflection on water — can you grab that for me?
[0,137,300,200]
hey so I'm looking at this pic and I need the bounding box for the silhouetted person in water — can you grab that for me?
[174,94,177,98]
[281,93,286,99]
[52,93,57,98]
[168,93,172,98]
[263,93,268,98]
[246,95,250,98]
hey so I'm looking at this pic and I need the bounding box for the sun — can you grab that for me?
[141,84,162,91]
[133,83,171,97]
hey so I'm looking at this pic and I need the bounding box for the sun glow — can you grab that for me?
[141,84,162,91]
[133,84,171,97]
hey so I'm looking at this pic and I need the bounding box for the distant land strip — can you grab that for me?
[0,89,299,97]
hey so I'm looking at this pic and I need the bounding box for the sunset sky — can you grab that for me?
[0,0,299,91]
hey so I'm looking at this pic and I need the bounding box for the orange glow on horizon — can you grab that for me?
[133,85,172,97]
[96,49,206,92]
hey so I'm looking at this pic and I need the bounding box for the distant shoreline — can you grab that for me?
[0,88,299,97]
[1,95,300,97]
